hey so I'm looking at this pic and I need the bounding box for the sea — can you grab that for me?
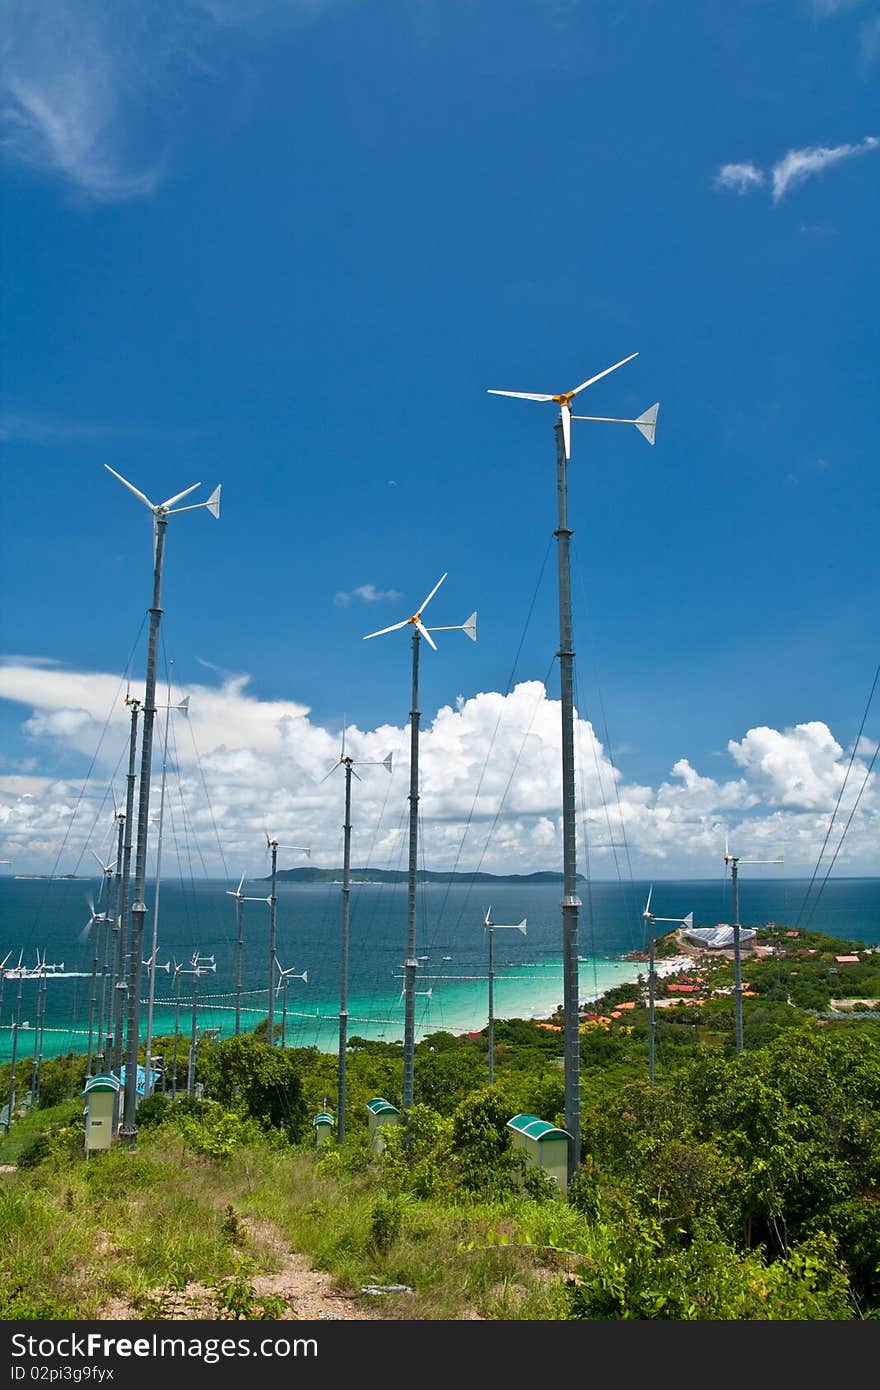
[2,875,879,1064]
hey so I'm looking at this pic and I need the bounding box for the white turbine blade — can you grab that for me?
[635,403,659,445]
[570,352,639,396]
[319,763,341,784]
[415,620,437,651]
[159,481,201,511]
[561,405,571,460]
[487,390,555,402]
[418,572,447,615]
[484,906,492,926]
[236,874,245,895]
[104,464,156,513]
[382,752,393,774]
[363,618,409,641]
[644,885,653,917]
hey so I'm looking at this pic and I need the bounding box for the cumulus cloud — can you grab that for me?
[726,721,872,810]
[1,661,878,877]
[714,162,765,194]
[334,584,403,606]
[771,135,879,200]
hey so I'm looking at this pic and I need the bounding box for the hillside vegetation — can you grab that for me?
[1,925,878,1321]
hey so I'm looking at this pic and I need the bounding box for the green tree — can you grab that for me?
[198,1033,307,1140]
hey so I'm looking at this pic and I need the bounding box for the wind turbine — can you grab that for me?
[89,848,116,1073]
[483,907,527,1084]
[723,835,783,1054]
[185,952,217,1097]
[4,952,24,1134]
[641,887,693,1083]
[144,674,189,1096]
[262,834,309,1046]
[363,573,476,1111]
[226,874,248,1036]
[488,353,649,461]
[321,722,393,1142]
[104,463,220,1146]
[81,884,111,1079]
[113,695,140,1085]
[275,960,308,1050]
[487,351,656,1182]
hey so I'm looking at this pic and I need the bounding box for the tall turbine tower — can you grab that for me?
[226,875,248,1036]
[275,960,308,1049]
[641,887,693,1083]
[488,353,657,1180]
[321,725,393,1141]
[483,907,527,1084]
[262,835,310,1046]
[723,835,783,1053]
[104,463,220,1146]
[363,574,476,1112]
[144,681,189,1095]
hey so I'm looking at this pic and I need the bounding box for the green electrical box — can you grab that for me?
[83,1074,122,1154]
[313,1111,334,1146]
[506,1112,572,1189]
[365,1097,400,1153]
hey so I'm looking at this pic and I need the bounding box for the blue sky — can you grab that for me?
[1,0,878,880]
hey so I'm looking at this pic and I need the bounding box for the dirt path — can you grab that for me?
[102,1218,395,1321]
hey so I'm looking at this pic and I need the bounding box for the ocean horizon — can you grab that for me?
[2,875,879,1064]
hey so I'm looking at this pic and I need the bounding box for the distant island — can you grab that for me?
[269,867,586,885]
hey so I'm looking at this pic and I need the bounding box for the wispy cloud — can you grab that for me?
[334,584,403,606]
[714,135,879,202]
[0,2,167,201]
[0,413,120,445]
[772,135,879,200]
[0,1,340,202]
[714,162,765,194]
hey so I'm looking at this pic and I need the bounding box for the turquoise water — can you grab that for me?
[2,875,879,1062]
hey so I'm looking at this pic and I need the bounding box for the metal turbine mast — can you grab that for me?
[482,906,527,1084]
[488,352,657,1180]
[144,685,189,1093]
[275,960,308,1050]
[641,886,693,1083]
[262,835,310,1046]
[320,723,393,1142]
[186,952,217,1095]
[723,835,783,1053]
[363,574,477,1111]
[81,870,113,1078]
[104,463,220,1146]
[226,874,248,1036]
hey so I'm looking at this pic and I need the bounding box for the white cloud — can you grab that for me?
[334,584,403,606]
[714,162,765,195]
[0,3,168,200]
[0,662,876,877]
[0,0,339,200]
[726,721,871,810]
[771,135,879,201]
